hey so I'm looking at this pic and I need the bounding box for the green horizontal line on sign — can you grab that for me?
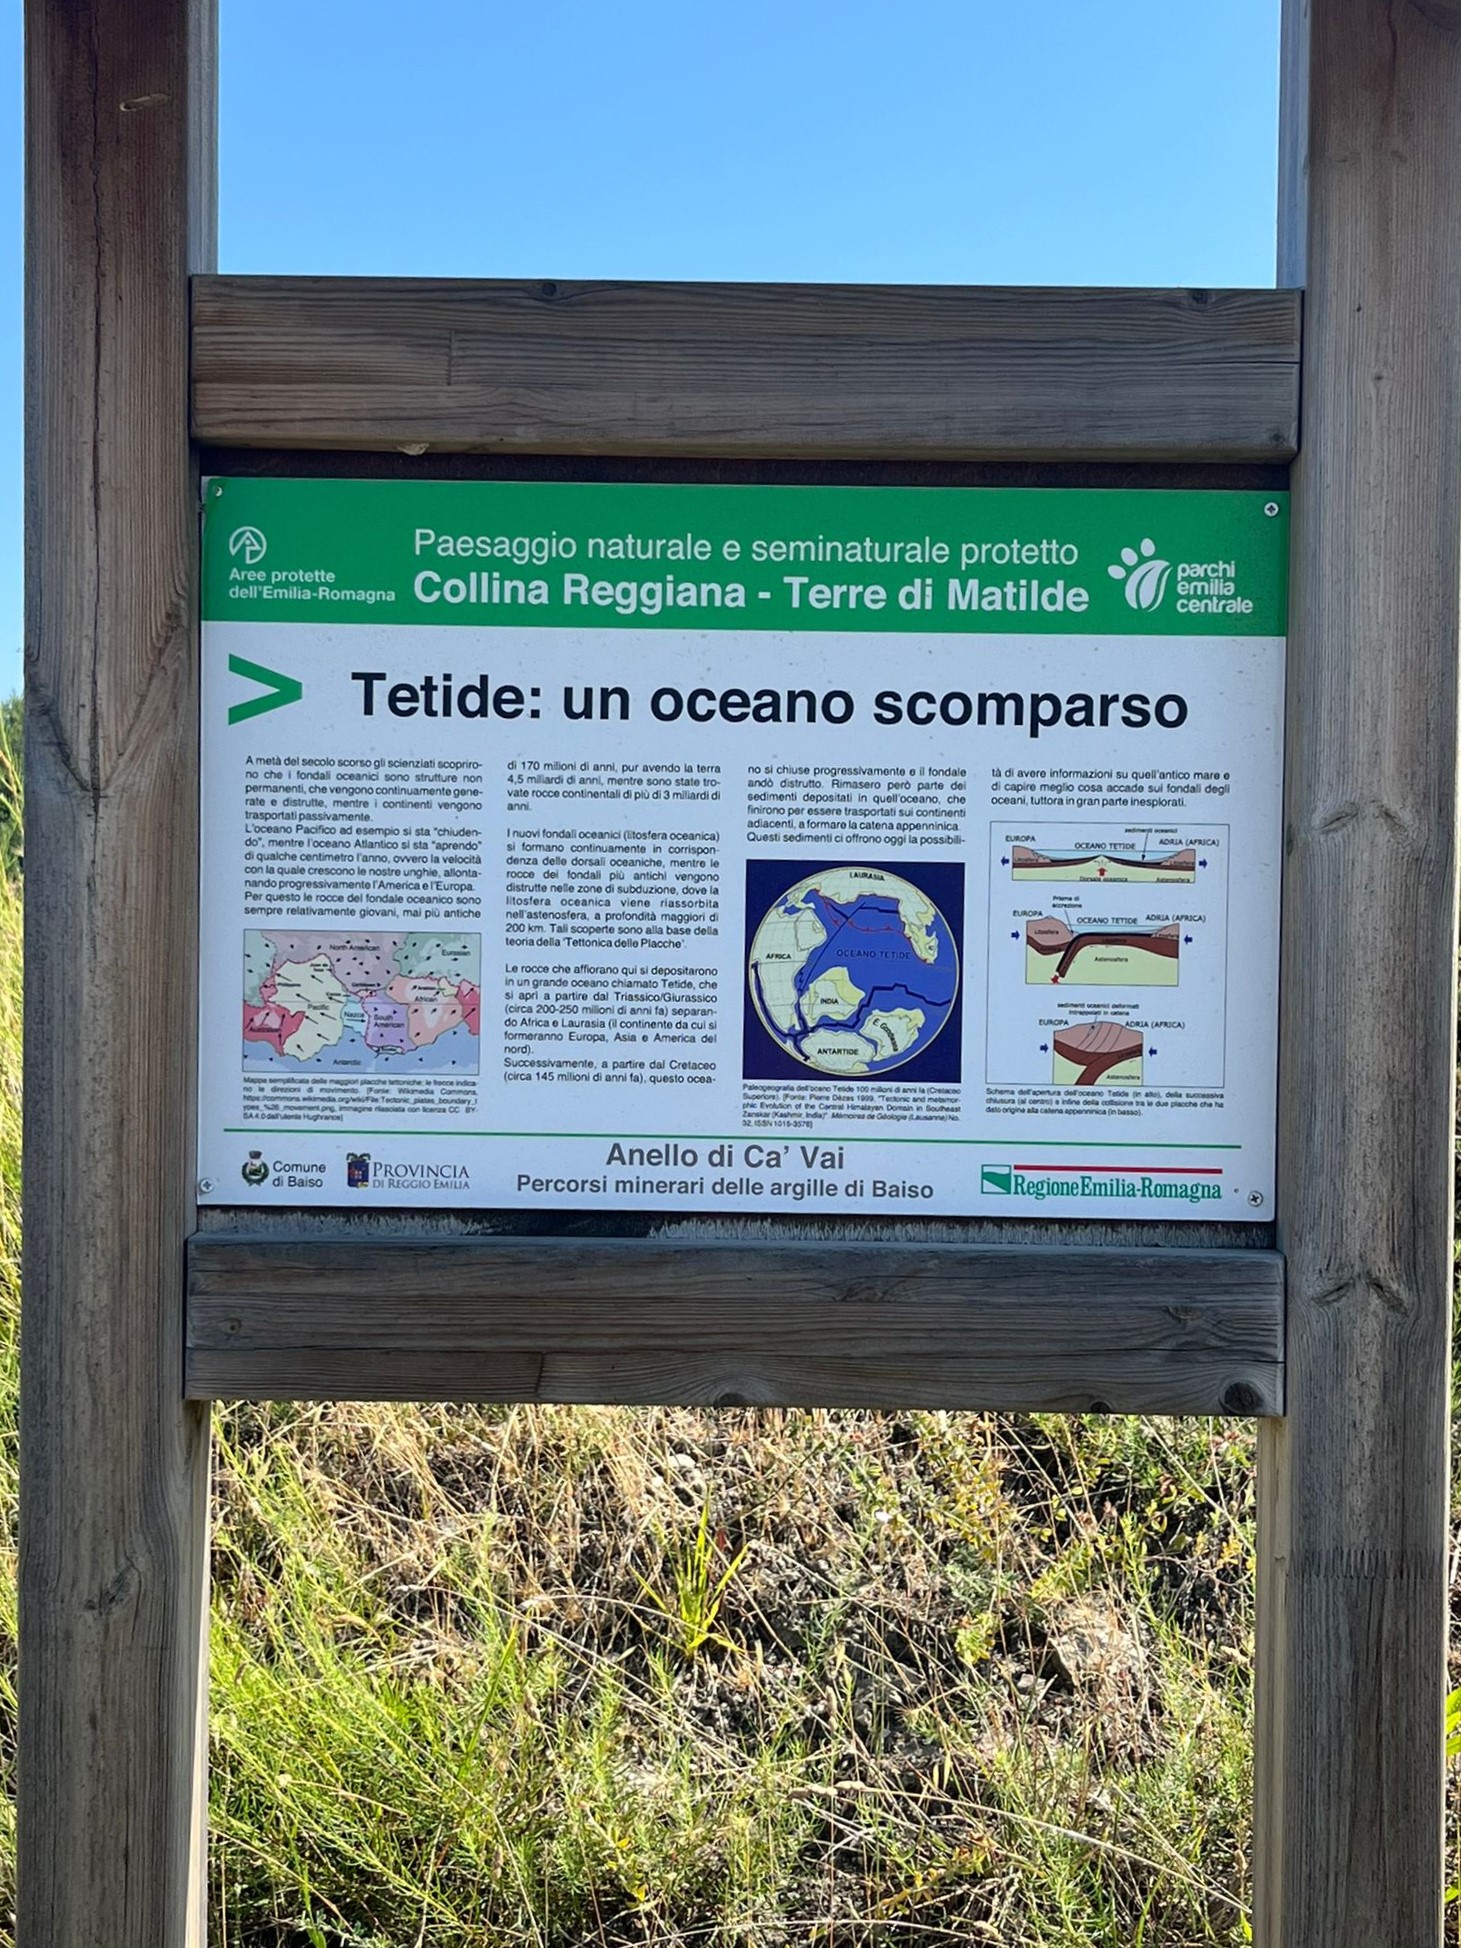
[224,1127,1241,1150]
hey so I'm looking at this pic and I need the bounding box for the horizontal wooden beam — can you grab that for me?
[186,1235,1284,1413]
[191,277,1302,462]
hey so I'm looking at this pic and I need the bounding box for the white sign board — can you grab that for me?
[198,480,1286,1220]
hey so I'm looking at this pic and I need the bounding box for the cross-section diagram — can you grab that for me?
[1052,1020,1145,1085]
[1012,843,1196,883]
[1025,917,1180,986]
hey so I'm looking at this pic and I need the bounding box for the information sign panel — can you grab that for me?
[199,480,1286,1220]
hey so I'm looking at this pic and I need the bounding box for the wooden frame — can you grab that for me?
[185,290,1297,1417]
[186,1236,1284,1412]
[1252,0,1461,1938]
[192,275,1301,461]
[22,1,1461,1943]
[23,1,215,1941]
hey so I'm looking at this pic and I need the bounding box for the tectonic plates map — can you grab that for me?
[745,865,961,1079]
[197,478,1286,1219]
[243,930,480,1074]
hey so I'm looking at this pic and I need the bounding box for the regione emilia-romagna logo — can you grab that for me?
[1108,538,1171,611]
[980,1161,1222,1205]
[229,524,267,566]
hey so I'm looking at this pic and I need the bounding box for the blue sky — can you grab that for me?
[0,1,1281,698]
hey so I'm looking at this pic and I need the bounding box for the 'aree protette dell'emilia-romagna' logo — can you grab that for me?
[228,524,267,566]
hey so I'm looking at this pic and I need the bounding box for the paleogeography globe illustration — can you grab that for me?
[748,867,959,1076]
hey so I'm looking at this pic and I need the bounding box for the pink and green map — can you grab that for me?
[243,931,481,1074]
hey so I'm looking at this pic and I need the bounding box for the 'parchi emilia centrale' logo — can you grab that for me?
[1107,538,1171,611]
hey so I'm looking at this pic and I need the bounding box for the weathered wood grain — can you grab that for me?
[186,1347,1276,1414]
[190,277,1301,461]
[21,2,215,1944]
[1254,1,1461,1943]
[185,1236,1282,1414]
[187,1236,1282,1344]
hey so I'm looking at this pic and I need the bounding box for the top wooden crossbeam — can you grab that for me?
[191,277,1301,461]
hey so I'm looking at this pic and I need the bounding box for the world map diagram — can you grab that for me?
[748,868,959,1076]
[243,931,481,1074]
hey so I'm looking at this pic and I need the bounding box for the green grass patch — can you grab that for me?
[198,1398,1260,1946]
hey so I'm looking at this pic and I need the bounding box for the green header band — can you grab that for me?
[204,479,1288,636]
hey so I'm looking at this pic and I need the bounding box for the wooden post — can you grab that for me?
[1256,1,1461,1941]
[21,2,217,1943]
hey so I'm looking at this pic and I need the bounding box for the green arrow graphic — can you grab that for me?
[227,654,303,724]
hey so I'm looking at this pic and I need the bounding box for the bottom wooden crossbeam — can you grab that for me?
[186,1235,1284,1414]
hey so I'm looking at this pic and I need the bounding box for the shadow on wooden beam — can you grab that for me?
[186,1234,1284,1413]
[191,278,1301,462]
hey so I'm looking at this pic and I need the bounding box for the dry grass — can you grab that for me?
[208,1399,1257,1945]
